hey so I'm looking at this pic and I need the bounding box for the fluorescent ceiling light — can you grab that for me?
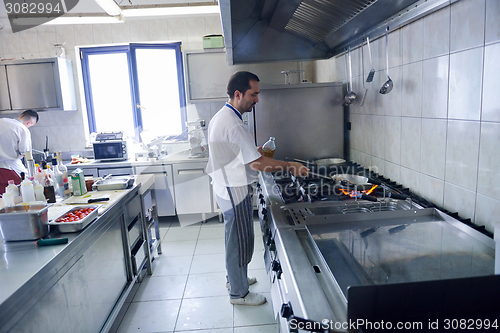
[30,15,125,25]
[122,5,219,18]
[94,0,122,16]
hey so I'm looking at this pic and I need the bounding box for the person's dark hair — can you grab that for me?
[19,110,39,123]
[227,71,260,99]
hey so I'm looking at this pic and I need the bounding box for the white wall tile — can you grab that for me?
[477,122,500,199]
[419,173,445,206]
[384,116,401,165]
[167,18,188,42]
[55,25,76,48]
[420,118,447,180]
[129,20,150,42]
[448,47,483,120]
[422,55,449,119]
[400,166,420,195]
[474,193,500,233]
[350,114,361,150]
[384,161,400,183]
[382,66,402,116]
[186,17,205,44]
[111,21,131,44]
[0,34,3,57]
[370,156,384,176]
[92,24,112,45]
[388,29,402,69]
[401,62,422,117]
[19,30,40,53]
[423,6,450,59]
[2,32,21,55]
[49,126,71,151]
[400,117,421,171]
[204,16,223,36]
[445,120,480,191]
[74,25,94,46]
[485,0,500,44]
[481,43,500,122]
[371,115,385,159]
[444,182,477,222]
[148,19,169,41]
[37,29,57,53]
[402,19,424,65]
[450,0,486,52]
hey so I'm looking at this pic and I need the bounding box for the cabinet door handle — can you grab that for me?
[178,169,204,175]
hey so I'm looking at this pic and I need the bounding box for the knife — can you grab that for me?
[66,197,110,205]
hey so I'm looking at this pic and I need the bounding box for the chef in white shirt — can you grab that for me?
[0,110,39,194]
[206,71,308,306]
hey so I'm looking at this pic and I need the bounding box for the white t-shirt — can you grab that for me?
[206,103,261,200]
[0,118,31,175]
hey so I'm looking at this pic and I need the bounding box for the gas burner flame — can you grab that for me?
[341,184,378,198]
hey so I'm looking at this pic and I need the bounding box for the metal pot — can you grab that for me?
[334,174,369,186]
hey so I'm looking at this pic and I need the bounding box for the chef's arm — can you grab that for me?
[249,156,309,177]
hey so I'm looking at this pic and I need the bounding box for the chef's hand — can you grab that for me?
[257,146,265,156]
[288,162,309,177]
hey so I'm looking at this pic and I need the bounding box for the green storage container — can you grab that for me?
[203,35,224,49]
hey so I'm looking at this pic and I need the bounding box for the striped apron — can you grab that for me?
[226,184,255,267]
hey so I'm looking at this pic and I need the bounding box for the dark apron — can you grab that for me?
[227,184,255,267]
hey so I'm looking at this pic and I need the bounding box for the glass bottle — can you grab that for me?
[42,163,56,203]
[25,150,36,178]
[262,137,276,158]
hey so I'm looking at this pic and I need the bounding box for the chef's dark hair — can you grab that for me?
[20,110,39,123]
[227,71,260,99]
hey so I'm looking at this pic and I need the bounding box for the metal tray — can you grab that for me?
[0,204,50,241]
[92,176,135,191]
[48,205,101,233]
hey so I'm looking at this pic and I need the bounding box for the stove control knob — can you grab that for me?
[280,302,294,319]
[256,183,261,189]
[272,260,282,279]
[259,193,264,200]
[260,198,266,205]
[261,208,268,216]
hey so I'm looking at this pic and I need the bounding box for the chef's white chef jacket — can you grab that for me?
[206,103,261,200]
[0,118,31,176]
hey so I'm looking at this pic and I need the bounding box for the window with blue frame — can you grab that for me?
[80,43,187,142]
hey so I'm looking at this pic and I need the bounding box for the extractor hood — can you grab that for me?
[219,0,455,65]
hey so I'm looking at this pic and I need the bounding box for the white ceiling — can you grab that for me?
[0,0,217,18]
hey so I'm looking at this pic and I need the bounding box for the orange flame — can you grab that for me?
[341,185,378,198]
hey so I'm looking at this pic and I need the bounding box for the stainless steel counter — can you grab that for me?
[0,184,142,333]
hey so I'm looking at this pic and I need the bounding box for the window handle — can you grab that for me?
[136,103,147,110]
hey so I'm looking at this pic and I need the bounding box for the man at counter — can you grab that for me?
[206,71,309,306]
[0,110,39,194]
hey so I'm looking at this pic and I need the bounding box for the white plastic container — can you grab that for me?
[20,178,36,203]
[5,180,20,196]
[34,183,46,202]
[2,192,15,207]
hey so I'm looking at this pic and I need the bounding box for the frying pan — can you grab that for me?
[291,157,346,167]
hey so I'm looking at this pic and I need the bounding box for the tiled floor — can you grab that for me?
[111,215,278,333]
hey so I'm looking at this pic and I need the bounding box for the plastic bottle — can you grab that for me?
[25,150,36,178]
[56,152,70,197]
[52,158,64,198]
[20,178,36,203]
[2,191,15,207]
[262,137,276,158]
[5,180,20,196]
[42,164,56,203]
[33,181,46,202]
[34,164,44,185]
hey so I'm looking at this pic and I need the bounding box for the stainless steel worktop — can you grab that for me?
[0,184,142,333]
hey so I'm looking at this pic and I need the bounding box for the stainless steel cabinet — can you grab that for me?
[135,164,176,216]
[67,166,98,178]
[98,166,134,178]
[0,66,10,111]
[0,57,76,111]
[173,162,212,214]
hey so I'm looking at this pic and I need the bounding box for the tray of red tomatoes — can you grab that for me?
[48,205,102,233]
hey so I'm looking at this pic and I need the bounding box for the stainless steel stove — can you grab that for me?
[256,165,499,333]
